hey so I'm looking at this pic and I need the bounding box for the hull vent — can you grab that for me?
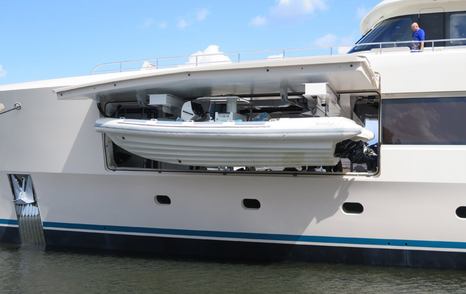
[10,175,45,247]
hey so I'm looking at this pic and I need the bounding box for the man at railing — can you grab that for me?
[411,22,426,51]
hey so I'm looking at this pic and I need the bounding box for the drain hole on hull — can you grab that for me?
[456,207,466,218]
[243,199,261,210]
[155,195,171,205]
[342,202,364,214]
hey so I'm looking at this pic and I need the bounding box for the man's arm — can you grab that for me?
[420,30,426,50]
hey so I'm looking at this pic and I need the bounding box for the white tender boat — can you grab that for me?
[95,117,374,167]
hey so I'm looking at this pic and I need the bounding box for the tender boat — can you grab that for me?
[95,117,374,167]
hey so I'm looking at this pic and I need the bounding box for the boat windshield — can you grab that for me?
[362,16,415,44]
[350,11,466,53]
[350,14,418,53]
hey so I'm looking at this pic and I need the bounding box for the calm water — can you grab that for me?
[1,245,466,294]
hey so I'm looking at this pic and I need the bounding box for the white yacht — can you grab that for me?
[1,0,466,268]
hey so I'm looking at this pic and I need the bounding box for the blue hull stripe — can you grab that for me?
[39,220,466,250]
[0,219,18,226]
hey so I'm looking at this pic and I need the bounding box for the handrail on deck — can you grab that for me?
[352,37,466,52]
[91,38,466,74]
[91,46,342,74]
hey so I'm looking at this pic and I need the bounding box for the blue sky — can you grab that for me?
[0,0,380,84]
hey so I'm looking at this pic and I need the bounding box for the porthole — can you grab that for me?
[456,207,466,218]
[155,195,171,205]
[243,199,261,210]
[342,202,364,214]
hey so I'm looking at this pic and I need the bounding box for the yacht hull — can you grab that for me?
[43,229,466,268]
[0,224,20,245]
[1,168,464,268]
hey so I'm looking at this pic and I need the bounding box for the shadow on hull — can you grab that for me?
[44,229,466,270]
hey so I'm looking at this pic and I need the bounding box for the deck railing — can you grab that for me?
[91,46,343,74]
[351,37,466,53]
[91,38,466,74]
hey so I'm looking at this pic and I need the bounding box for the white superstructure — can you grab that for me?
[1,0,466,268]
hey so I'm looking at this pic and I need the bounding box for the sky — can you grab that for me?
[0,0,380,84]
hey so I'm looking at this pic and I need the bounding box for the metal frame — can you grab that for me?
[100,91,382,178]
[352,38,466,53]
[90,38,466,74]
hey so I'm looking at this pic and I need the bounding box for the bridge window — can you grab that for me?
[350,12,466,53]
[351,15,416,53]
[448,12,466,46]
[382,98,466,145]
[419,13,445,45]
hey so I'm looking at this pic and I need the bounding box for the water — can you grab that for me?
[0,245,465,294]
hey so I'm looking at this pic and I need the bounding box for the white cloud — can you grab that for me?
[177,19,189,29]
[267,53,284,59]
[356,6,369,19]
[340,35,356,46]
[270,0,327,19]
[314,33,338,48]
[187,45,232,66]
[0,65,6,78]
[337,46,352,54]
[141,61,156,70]
[141,18,168,29]
[158,21,168,29]
[251,0,327,27]
[196,8,209,22]
[250,15,268,27]
[313,34,356,54]
[141,18,155,29]
[173,8,209,30]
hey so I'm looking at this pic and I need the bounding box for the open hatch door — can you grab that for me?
[55,55,380,100]
[58,55,380,174]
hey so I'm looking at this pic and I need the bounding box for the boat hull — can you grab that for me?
[43,228,466,268]
[1,163,464,269]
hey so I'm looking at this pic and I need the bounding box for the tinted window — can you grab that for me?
[361,16,415,43]
[448,12,466,45]
[419,13,445,47]
[350,15,417,52]
[242,199,261,210]
[350,13,449,53]
[456,207,466,219]
[382,98,466,145]
[342,202,364,214]
[155,195,171,205]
